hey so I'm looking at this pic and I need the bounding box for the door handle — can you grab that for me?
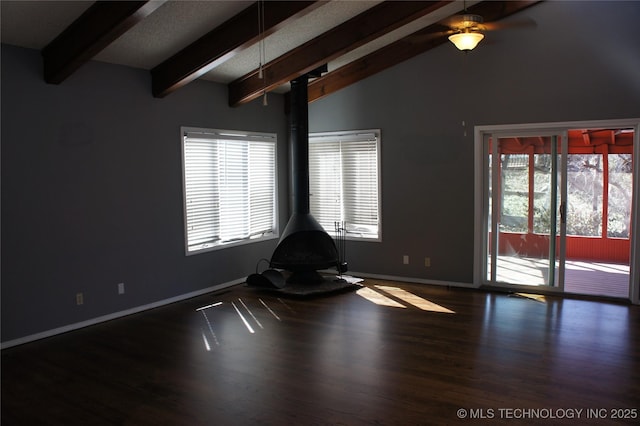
[560,201,566,224]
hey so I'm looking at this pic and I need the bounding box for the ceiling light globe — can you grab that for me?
[449,32,485,51]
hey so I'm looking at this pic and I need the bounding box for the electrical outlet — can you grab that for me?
[403,255,409,265]
[76,292,84,305]
[425,257,431,267]
[118,282,125,295]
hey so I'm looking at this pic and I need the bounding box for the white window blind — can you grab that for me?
[182,128,277,254]
[309,130,380,240]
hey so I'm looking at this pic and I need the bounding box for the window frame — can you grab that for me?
[181,126,279,255]
[308,129,382,242]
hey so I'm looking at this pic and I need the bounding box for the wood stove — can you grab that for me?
[270,66,341,283]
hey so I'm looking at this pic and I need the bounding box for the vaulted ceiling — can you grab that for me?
[0,0,539,107]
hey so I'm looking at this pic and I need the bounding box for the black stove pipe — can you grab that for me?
[290,74,310,214]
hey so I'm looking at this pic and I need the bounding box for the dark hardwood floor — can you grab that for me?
[2,279,639,425]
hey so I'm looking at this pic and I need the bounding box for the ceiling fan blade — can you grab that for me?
[405,21,455,43]
[407,29,454,43]
[482,17,537,31]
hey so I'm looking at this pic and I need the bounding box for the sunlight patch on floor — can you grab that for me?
[566,261,629,275]
[200,311,219,349]
[239,298,263,329]
[375,285,455,313]
[195,297,291,352]
[356,285,455,313]
[195,301,222,311]
[512,293,547,303]
[231,301,255,333]
[491,255,630,298]
[259,298,281,321]
[356,286,406,308]
[201,331,212,351]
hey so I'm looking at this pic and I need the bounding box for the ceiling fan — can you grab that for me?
[444,13,488,51]
[411,3,537,51]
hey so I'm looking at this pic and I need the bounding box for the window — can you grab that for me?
[309,130,380,240]
[567,154,603,237]
[608,153,633,238]
[181,127,278,254]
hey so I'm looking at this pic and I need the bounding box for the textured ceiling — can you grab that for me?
[1,0,484,94]
[95,1,255,71]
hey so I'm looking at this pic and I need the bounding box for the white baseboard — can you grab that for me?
[1,278,245,350]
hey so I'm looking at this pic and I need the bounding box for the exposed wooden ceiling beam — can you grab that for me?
[307,1,540,103]
[151,1,323,99]
[307,24,450,104]
[228,1,453,107]
[42,1,165,85]
[606,130,615,145]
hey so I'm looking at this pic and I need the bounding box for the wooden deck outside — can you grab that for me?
[492,255,630,298]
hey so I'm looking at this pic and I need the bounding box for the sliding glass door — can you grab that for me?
[484,131,567,289]
[476,120,639,303]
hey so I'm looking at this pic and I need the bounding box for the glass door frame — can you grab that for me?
[483,129,567,291]
[474,118,640,304]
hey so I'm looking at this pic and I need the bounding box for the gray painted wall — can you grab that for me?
[308,1,640,282]
[2,1,640,344]
[1,45,290,343]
